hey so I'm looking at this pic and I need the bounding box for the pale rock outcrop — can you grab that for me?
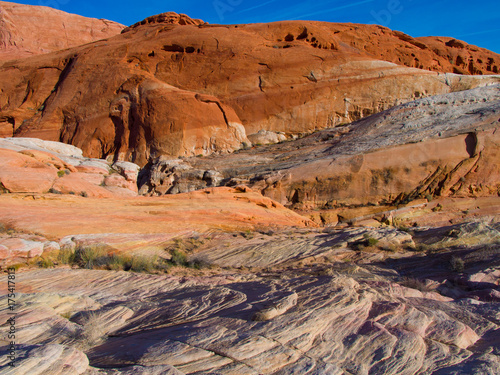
[0,344,88,374]
[0,138,140,197]
[0,237,44,260]
[0,261,498,374]
[248,130,287,145]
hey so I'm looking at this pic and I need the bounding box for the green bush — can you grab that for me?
[104,254,132,271]
[38,257,54,268]
[130,255,158,273]
[57,170,66,177]
[170,249,188,266]
[57,248,75,264]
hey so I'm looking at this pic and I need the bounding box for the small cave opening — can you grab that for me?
[465,133,477,158]
[297,28,308,40]
[163,44,185,53]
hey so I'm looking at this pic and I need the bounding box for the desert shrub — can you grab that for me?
[366,237,379,246]
[401,277,432,292]
[382,244,397,253]
[37,257,54,268]
[130,255,158,273]
[168,237,204,253]
[7,263,24,271]
[104,254,132,271]
[397,226,411,233]
[48,188,62,194]
[57,170,65,177]
[76,311,105,349]
[80,191,88,198]
[414,243,431,252]
[60,311,72,320]
[170,249,188,266]
[189,259,210,270]
[242,230,254,239]
[432,203,443,212]
[450,256,465,272]
[57,248,75,264]
[73,244,109,269]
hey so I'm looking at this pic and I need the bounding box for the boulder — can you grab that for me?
[0,238,44,259]
[248,130,287,145]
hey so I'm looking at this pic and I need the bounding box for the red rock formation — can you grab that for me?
[122,11,206,32]
[140,85,500,214]
[0,1,124,61]
[1,11,499,165]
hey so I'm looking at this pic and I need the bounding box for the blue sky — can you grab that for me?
[15,0,500,53]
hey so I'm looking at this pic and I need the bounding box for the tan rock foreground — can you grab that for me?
[0,232,499,375]
[0,188,312,238]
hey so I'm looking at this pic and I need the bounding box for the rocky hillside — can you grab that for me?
[139,84,500,218]
[0,1,124,61]
[1,12,499,164]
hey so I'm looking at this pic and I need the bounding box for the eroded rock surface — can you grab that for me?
[0,221,499,375]
[0,137,139,197]
[1,12,499,163]
[0,1,124,61]
[140,85,500,212]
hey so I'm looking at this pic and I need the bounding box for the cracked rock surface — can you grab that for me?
[1,221,499,374]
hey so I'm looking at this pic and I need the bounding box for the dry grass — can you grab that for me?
[400,277,432,292]
[73,310,106,350]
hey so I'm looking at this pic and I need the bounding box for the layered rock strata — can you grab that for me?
[1,12,499,164]
[140,85,500,211]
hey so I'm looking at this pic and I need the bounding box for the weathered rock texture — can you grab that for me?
[0,137,139,197]
[1,220,499,374]
[0,1,124,61]
[0,184,313,265]
[140,85,500,212]
[1,11,499,164]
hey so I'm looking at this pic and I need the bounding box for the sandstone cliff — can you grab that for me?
[1,12,499,165]
[0,1,124,61]
[139,85,500,215]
